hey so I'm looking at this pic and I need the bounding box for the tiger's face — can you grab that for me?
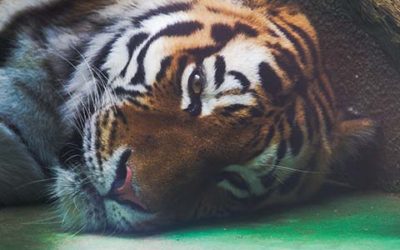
[56,0,338,232]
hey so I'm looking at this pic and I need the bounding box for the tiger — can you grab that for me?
[0,0,378,232]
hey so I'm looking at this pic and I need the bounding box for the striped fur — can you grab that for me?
[0,0,377,232]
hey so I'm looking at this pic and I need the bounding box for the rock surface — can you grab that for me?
[274,0,400,191]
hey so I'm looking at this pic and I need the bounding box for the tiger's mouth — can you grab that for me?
[55,170,157,232]
[55,162,157,232]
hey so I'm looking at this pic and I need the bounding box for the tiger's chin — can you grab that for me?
[53,168,157,233]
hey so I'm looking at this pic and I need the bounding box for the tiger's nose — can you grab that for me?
[110,149,147,210]
[111,149,132,192]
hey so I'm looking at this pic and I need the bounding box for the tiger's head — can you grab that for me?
[55,0,377,232]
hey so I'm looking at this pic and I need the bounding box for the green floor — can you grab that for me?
[1,192,399,250]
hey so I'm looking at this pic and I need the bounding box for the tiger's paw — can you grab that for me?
[0,118,47,205]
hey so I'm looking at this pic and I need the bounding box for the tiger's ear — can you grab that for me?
[329,107,383,189]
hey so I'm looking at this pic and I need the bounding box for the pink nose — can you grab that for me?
[113,167,147,210]
[111,150,147,210]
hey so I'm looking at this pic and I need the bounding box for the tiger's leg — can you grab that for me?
[0,120,47,205]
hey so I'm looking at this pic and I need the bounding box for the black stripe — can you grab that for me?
[114,86,144,98]
[284,21,319,77]
[102,110,110,127]
[278,19,334,109]
[271,20,307,66]
[86,124,92,151]
[261,168,277,188]
[206,6,221,14]
[214,55,226,89]
[221,104,247,116]
[293,75,309,97]
[108,119,118,155]
[286,103,296,125]
[271,44,311,104]
[249,107,263,117]
[94,117,103,169]
[175,55,188,95]
[289,123,303,156]
[211,22,258,45]
[264,125,276,148]
[156,56,173,82]
[276,140,287,165]
[305,94,321,142]
[157,21,203,37]
[275,121,287,165]
[63,43,89,85]
[113,106,128,124]
[267,43,310,97]
[279,172,302,195]
[314,93,333,134]
[259,62,282,97]
[84,128,95,170]
[316,74,334,109]
[228,71,251,93]
[77,33,123,129]
[211,23,234,44]
[126,97,150,110]
[185,45,222,60]
[268,9,280,17]
[185,22,258,60]
[287,101,303,156]
[309,98,321,133]
[266,28,279,38]
[120,32,149,77]
[92,33,121,84]
[132,2,193,26]
[302,97,316,142]
[219,171,250,191]
[130,21,203,85]
[234,22,258,37]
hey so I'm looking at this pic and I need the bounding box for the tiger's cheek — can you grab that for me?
[103,104,260,210]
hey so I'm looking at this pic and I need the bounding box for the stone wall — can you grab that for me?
[269,0,400,191]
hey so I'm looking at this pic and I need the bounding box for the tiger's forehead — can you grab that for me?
[101,0,278,114]
[64,0,319,121]
[136,0,270,51]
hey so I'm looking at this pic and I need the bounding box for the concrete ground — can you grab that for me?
[1,192,400,250]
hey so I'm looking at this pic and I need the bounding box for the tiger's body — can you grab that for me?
[0,0,378,232]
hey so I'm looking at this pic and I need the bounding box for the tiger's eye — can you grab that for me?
[192,73,203,95]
